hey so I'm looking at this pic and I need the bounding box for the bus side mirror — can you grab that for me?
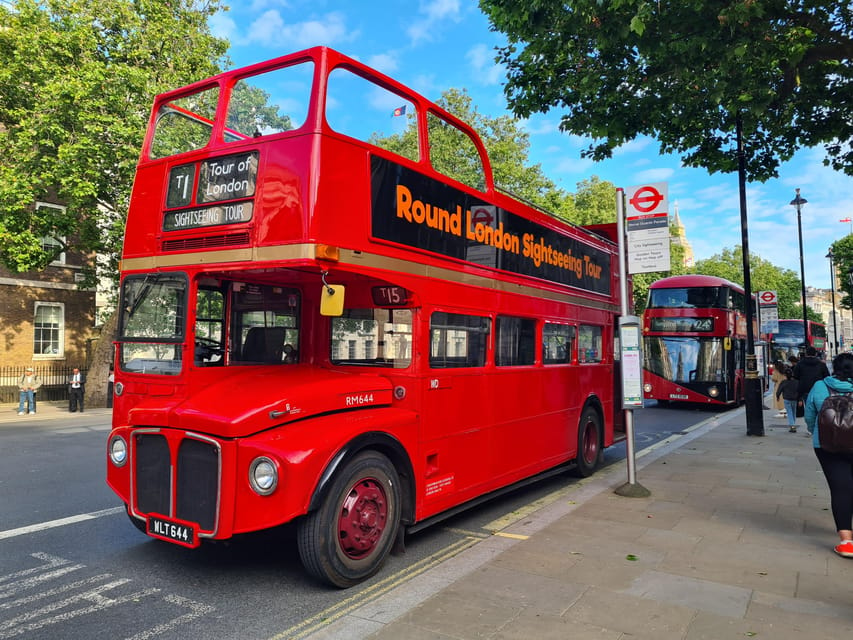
[320,284,345,316]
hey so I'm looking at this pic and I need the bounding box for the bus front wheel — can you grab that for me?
[572,407,603,478]
[297,451,401,588]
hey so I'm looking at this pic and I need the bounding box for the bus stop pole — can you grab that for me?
[615,189,650,498]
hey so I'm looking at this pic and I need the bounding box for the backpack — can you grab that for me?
[817,388,853,453]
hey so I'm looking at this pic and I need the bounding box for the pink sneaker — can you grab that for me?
[834,541,853,558]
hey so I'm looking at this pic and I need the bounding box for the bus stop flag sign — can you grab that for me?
[625,182,670,274]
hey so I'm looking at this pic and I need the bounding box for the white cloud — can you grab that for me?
[407,0,462,44]
[632,167,675,184]
[209,12,238,41]
[465,43,502,85]
[367,53,399,75]
[241,11,356,49]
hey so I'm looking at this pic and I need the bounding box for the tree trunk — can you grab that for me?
[85,310,119,409]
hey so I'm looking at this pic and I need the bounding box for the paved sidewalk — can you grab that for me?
[0,402,112,425]
[310,406,853,640]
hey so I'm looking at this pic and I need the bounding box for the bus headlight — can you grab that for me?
[708,386,720,398]
[643,383,652,393]
[109,435,128,467]
[249,457,278,496]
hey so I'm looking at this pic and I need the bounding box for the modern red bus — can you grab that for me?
[768,319,827,363]
[642,274,751,406]
[106,47,623,587]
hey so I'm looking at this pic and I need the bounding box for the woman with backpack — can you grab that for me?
[804,351,853,559]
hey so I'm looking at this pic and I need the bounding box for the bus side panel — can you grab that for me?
[231,407,420,535]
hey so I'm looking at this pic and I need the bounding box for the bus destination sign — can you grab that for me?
[163,201,254,232]
[650,317,714,333]
[166,151,259,208]
[164,151,259,231]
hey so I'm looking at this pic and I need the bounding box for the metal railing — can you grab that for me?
[0,365,88,404]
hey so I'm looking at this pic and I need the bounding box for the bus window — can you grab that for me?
[426,111,485,191]
[495,316,536,366]
[430,312,489,368]
[194,286,225,366]
[543,323,575,364]
[326,67,418,162]
[150,86,219,159]
[578,325,603,363]
[225,62,312,140]
[230,283,300,365]
[119,273,188,375]
[330,308,412,368]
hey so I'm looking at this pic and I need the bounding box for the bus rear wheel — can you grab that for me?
[572,407,603,478]
[297,451,401,588]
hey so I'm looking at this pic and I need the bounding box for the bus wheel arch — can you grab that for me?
[307,431,415,525]
[571,402,603,478]
[297,449,403,587]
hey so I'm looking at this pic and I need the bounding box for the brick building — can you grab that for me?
[1,201,96,373]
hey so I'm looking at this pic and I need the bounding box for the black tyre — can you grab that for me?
[297,451,401,588]
[571,407,603,478]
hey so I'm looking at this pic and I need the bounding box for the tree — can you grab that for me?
[480,1,853,180]
[693,246,821,320]
[830,235,853,310]
[0,0,230,405]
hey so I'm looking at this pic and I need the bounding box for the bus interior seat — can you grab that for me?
[242,326,285,363]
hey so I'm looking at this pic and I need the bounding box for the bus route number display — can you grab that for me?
[372,285,408,306]
[649,317,714,333]
[164,151,258,231]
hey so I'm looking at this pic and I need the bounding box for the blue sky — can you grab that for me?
[210,0,852,290]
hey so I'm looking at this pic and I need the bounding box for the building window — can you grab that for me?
[36,202,67,265]
[34,302,64,358]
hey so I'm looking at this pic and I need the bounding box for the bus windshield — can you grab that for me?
[644,336,726,383]
[119,274,188,375]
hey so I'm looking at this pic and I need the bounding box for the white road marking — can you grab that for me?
[0,507,124,541]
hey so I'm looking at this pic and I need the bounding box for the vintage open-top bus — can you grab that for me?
[107,46,624,587]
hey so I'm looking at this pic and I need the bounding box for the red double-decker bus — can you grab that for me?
[768,319,827,362]
[106,47,623,587]
[642,274,752,406]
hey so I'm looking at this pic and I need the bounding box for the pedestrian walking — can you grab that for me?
[804,351,853,559]
[68,367,86,412]
[775,367,799,432]
[794,346,829,426]
[770,360,787,417]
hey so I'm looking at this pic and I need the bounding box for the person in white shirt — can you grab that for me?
[68,367,86,412]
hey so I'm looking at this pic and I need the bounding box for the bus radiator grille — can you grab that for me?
[133,433,220,533]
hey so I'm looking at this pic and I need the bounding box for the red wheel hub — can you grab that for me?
[337,478,388,559]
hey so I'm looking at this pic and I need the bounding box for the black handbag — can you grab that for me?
[796,400,804,418]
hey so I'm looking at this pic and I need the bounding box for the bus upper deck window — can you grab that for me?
[426,111,485,191]
[325,68,418,163]
[225,61,313,141]
[150,86,219,159]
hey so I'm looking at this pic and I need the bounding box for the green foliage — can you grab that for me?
[692,246,820,320]
[0,0,230,277]
[830,235,853,311]
[480,1,853,180]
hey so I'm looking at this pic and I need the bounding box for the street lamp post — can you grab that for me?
[827,248,838,357]
[791,189,809,353]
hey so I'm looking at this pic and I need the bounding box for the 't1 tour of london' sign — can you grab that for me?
[163,151,258,232]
